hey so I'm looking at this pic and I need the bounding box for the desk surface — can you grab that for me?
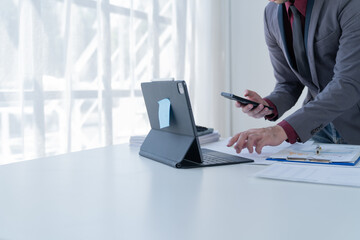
[0,142,360,240]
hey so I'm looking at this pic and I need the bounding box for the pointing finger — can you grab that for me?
[227,133,240,147]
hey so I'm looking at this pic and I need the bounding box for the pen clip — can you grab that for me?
[315,145,322,155]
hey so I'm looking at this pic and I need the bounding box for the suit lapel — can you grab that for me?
[277,0,320,91]
[304,0,315,50]
[306,0,323,90]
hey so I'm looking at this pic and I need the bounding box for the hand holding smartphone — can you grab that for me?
[221,92,274,111]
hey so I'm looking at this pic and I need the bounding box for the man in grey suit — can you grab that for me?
[228,0,360,154]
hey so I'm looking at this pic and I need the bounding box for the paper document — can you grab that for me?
[256,163,360,188]
[267,143,360,165]
[129,131,220,147]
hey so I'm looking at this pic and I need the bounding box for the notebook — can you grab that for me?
[140,80,253,168]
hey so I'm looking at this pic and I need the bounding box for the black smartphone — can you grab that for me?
[221,92,274,111]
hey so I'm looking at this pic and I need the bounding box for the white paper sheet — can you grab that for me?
[256,162,360,187]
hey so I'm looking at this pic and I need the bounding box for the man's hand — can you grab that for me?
[227,125,287,154]
[236,90,272,119]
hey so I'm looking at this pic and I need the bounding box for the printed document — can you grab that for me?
[256,163,360,188]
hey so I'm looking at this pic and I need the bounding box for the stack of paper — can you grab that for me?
[197,131,221,144]
[129,135,148,147]
[129,131,221,147]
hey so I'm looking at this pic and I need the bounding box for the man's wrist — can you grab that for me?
[273,125,288,142]
[277,120,300,144]
[263,98,278,121]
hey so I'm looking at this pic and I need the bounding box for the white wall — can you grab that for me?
[190,0,232,137]
[229,0,306,136]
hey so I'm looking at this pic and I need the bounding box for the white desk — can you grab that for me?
[1,142,360,240]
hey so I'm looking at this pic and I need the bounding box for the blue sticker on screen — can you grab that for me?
[158,98,171,129]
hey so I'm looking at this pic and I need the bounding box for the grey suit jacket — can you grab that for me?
[264,0,360,144]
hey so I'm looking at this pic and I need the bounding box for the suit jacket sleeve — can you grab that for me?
[263,6,305,121]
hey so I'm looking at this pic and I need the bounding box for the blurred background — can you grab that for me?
[0,0,304,164]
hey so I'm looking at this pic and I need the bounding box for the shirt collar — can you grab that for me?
[285,0,307,17]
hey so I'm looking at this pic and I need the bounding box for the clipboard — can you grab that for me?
[266,143,360,166]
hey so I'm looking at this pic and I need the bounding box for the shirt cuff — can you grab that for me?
[263,98,278,121]
[277,120,300,144]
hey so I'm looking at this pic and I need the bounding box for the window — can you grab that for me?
[0,0,174,163]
